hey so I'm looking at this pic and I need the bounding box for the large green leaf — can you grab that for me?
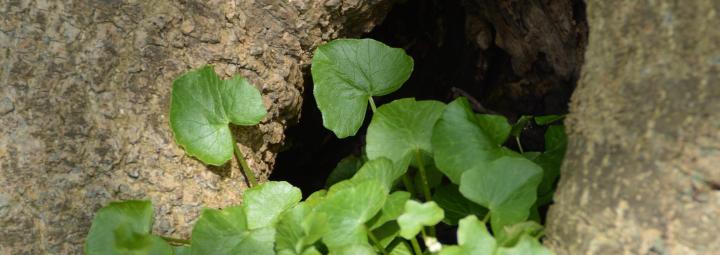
[275,200,329,254]
[190,206,275,255]
[368,191,411,229]
[243,181,302,230]
[397,200,444,239]
[85,200,172,255]
[311,38,414,138]
[459,157,542,237]
[432,98,503,183]
[433,184,488,225]
[475,114,512,145]
[366,98,446,170]
[315,179,388,249]
[170,65,267,166]
[351,157,405,191]
[438,215,496,255]
[326,155,365,187]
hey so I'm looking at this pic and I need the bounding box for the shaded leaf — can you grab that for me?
[475,114,512,145]
[312,38,414,138]
[326,155,365,187]
[368,191,412,229]
[534,115,565,126]
[433,184,488,225]
[533,125,567,205]
[509,115,532,138]
[170,65,266,165]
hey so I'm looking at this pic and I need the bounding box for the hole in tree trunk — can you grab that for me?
[272,0,588,228]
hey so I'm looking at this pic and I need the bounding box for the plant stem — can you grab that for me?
[233,139,258,187]
[368,230,389,255]
[410,237,423,255]
[402,175,416,196]
[482,212,491,223]
[515,136,524,154]
[414,151,433,202]
[160,235,190,246]
[369,97,378,113]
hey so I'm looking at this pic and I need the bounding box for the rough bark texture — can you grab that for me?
[0,0,393,253]
[546,1,720,254]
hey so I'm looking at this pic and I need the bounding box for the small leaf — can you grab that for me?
[438,215,496,255]
[316,180,388,248]
[372,221,401,248]
[389,242,413,255]
[190,206,274,255]
[326,155,365,187]
[496,221,544,247]
[329,244,376,255]
[432,98,501,183]
[243,181,302,230]
[533,125,567,205]
[397,200,444,239]
[368,191,412,229]
[475,114,512,145]
[352,157,405,191]
[366,98,446,170]
[534,115,565,126]
[85,200,172,255]
[510,115,533,138]
[459,157,542,237]
[275,200,329,254]
[312,38,414,138]
[495,235,554,255]
[433,184,488,225]
[170,65,267,165]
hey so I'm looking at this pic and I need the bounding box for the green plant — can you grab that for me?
[85,38,567,254]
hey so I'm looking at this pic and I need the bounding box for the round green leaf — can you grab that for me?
[432,98,502,183]
[170,65,267,166]
[459,157,542,236]
[397,200,444,239]
[85,200,172,255]
[243,181,302,230]
[311,38,414,138]
[316,179,388,248]
[190,206,274,255]
[351,157,405,191]
[366,98,446,169]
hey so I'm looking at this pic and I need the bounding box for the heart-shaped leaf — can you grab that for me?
[170,65,267,165]
[315,179,388,249]
[459,157,542,237]
[243,181,302,230]
[397,200,444,239]
[190,206,275,255]
[312,39,414,138]
[432,98,503,183]
[85,200,172,255]
[366,98,446,170]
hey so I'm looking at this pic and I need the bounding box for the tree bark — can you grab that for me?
[546,0,720,254]
[0,0,393,253]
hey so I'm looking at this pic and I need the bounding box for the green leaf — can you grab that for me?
[372,221,401,248]
[475,114,512,145]
[495,235,554,255]
[366,98,446,170]
[329,244,376,255]
[190,206,274,255]
[496,221,544,247]
[432,98,501,183]
[368,191,412,229]
[311,38,414,138]
[275,200,329,254]
[412,156,444,191]
[433,184,488,225]
[170,65,267,166]
[510,115,532,138]
[459,157,542,237]
[533,125,567,205]
[534,115,565,126]
[438,215,496,255]
[352,158,405,191]
[174,246,191,255]
[326,155,365,187]
[389,242,413,255]
[316,179,388,248]
[243,181,302,229]
[397,200,444,239]
[85,200,172,255]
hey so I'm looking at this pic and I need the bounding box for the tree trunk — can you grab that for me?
[0,0,393,253]
[546,0,720,254]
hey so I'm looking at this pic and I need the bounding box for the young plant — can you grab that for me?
[85,39,567,255]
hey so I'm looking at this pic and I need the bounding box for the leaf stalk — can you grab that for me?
[233,139,258,187]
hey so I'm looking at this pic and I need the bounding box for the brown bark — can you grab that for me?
[0,0,393,253]
[546,0,720,254]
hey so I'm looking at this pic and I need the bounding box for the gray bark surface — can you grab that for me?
[546,0,720,254]
[0,0,392,253]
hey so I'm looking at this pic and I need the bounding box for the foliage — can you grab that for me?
[86,39,567,254]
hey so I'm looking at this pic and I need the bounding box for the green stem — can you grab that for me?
[482,212,491,223]
[410,237,423,255]
[414,151,433,202]
[368,230,389,255]
[233,139,258,187]
[515,136,524,154]
[369,97,378,112]
[402,175,416,196]
[160,235,190,246]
